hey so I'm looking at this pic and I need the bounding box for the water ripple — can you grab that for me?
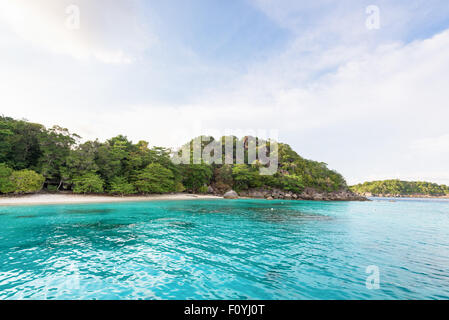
[0,199,449,299]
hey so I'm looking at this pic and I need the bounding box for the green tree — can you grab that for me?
[350,180,449,196]
[0,116,358,197]
[180,164,213,192]
[279,174,305,193]
[62,141,99,188]
[96,135,133,183]
[212,164,234,193]
[0,118,14,165]
[134,163,175,193]
[174,181,186,192]
[109,176,136,195]
[10,169,45,193]
[215,165,233,185]
[231,164,261,190]
[38,126,79,189]
[0,163,15,193]
[73,173,104,194]
[0,116,43,170]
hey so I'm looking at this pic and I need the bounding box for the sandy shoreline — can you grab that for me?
[0,193,223,206]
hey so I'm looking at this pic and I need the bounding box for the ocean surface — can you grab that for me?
[0,198,449,300]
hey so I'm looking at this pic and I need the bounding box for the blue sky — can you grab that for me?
[1,0,449,184]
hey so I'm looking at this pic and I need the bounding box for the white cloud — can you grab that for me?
[411,134,449,155]
[154,28,449,184]
[3,27,449,186]
[189,28,449,131]
[1,1,449,185]
[68,26,449,148]
[0,0,154,64]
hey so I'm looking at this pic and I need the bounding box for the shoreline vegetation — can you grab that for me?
[0,188,367,206]
[1,190,447,207]
[350,179,449,198]
[0,115,368,202]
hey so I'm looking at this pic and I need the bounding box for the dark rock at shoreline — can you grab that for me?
[360,192,449,199]
[249,190,265,198]
[223,190,239,199]
[220,187,368,201]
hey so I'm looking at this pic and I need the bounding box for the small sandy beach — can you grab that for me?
[0,193,223,206]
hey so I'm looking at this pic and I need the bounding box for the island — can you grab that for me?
[350,180,449,198]
[0,115,366,202]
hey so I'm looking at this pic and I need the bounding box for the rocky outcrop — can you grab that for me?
[248,190,265,198]
[220,187,367,201]
[223,190,239,199]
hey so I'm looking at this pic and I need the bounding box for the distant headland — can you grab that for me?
[350,180,449,198]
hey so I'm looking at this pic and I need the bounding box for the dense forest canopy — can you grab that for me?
[0,116,347,195]
[350,180,449,196]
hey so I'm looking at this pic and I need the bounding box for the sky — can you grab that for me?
[1,0,449,185]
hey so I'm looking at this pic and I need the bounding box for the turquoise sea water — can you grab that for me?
[0,198,449,300]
